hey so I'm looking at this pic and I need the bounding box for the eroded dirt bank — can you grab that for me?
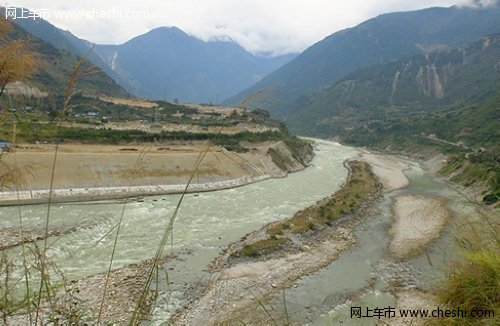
[0,141,312,205]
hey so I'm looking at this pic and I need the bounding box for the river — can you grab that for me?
[0,140,483,324]
[273,161,484,325]
[0,140,359,322]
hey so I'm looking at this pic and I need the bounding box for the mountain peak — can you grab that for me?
[139,26,190,39]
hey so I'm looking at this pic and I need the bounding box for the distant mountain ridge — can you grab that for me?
[92,27,295,103]
[225,5,500,115]
[14,14,296,103]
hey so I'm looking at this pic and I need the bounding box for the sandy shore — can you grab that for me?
[357,152,410,191]
[175,227,356,324]
[389,194,450,259]
[380,290,437,325]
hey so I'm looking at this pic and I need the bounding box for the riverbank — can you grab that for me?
[6,260,155,325]
[356,151,411,191]
[0,141,312,206]
[172,149,463,324]
[173,160,383,324]
[2,142,480,324]
[0,174,272,206]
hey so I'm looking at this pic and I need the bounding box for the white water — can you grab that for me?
[0,140,359,320]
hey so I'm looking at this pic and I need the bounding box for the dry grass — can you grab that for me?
[435,215,499,324]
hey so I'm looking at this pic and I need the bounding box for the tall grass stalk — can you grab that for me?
[282,288,290,326]
[247,287,277,325]
[34,46,94,322]
[96,202,128,323]
[436,214,498,323]
[130,140,212,324]
[12,150,33,325]
[97,145,155,323]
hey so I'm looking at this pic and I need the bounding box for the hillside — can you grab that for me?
[0,16,127,99]
[12,11,111,72]
[225,5,500,116]
[286,34,499,203]
[289,34,500,150]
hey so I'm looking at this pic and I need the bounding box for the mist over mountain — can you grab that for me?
[14,15,295,104]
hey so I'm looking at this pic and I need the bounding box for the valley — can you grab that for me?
[0,2,498,325]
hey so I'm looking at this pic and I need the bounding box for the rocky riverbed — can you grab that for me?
[172,161,384,324]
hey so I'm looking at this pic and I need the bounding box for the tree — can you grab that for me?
[0,18,36,98]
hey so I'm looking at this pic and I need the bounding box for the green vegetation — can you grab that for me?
[436,216,498,324]
[281,36,500,203]
[439,251,498,323]
[439,152,499,204]
[233,161,378,257]
[0,91,312,158]
[226,6,500,118]
[290,36,500,151]
[270,161,377,234]
[268,148,293,171]
[239,236,290,258]
[4,122,289,148]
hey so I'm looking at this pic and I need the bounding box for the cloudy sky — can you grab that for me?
[5,0,498,55]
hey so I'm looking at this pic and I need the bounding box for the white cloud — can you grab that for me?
[7,0,480,55]
[460,0,498,7]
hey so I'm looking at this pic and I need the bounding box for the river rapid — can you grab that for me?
[0,140,483,324]
[0,140,359,322]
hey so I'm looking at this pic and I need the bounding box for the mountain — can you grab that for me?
[225,5,500,116]
[281,33,500,203]
[1,16,127,98]
[13,14,296,104]
[92,27,295,103]
[293,34,500,150]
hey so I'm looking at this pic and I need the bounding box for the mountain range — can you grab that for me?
[14,15,295,103]
[7,4,500,150]
[291,34,500,149]
[225,5,500,117]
